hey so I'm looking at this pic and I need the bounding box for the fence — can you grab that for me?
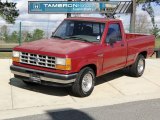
[0,21,61,49]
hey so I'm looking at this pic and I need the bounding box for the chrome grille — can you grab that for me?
[20,52,56,68]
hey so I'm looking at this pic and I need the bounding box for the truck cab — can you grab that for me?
[10,17,155,97]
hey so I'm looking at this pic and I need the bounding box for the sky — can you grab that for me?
[0,0,160,34]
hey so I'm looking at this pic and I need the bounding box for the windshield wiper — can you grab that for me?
[64,36,91,43]
[51,35,64,39]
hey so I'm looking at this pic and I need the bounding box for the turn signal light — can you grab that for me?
[12,57,20,62]
[56,64,71,70]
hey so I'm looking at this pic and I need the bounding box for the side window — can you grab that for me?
[106,23,122,43]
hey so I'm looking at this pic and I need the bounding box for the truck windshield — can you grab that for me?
[52,20,105,42]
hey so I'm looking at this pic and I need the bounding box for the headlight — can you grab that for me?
[56,58,66,65]
[55,58,71,70]
[12,51,20,62]
[13,51,20,57]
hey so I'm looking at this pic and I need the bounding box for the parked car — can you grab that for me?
[10,17,155,97]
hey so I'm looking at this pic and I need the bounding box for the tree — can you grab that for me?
[0,1,19,24]
[0,25,9,42]
[31,29,44,41]
[136,0,160,28]
[150,25,160,37]
[9,31,19,43]
[135,14,152,33]
[23,31,32,42]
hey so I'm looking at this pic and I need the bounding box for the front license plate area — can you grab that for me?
[30,74,41,83]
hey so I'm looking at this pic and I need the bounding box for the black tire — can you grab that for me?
[129,54,145,77]
[71,67,95,97]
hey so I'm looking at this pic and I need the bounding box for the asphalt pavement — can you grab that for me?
[8,98,160,120]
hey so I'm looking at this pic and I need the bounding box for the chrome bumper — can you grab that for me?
[10,65,77,84]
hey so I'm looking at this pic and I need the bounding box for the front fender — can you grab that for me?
[72,55,103,76]
[76,59,97,72]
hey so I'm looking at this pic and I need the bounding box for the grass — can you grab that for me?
[155,37,160,48]
[0,42,18,59]
[0,52,12,59]
[0,44,18,48]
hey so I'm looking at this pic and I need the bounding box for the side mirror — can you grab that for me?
[109,37,117,45]
[96,35,100,40]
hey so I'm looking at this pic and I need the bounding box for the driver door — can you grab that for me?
[102,23,127,73]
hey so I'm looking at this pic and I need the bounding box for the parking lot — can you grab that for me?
[0,59,160,119]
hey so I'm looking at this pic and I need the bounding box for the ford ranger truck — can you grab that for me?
[10,17,155,97]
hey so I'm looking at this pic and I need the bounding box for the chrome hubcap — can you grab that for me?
[137,59,144,74]
[82,73,93,93]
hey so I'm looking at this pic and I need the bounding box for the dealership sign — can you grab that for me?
[28,1,132,14]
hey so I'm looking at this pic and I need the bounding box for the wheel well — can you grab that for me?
[81,64,97,76]
[139,51,147,58]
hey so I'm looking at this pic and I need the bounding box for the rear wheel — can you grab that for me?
[71,67,95,97]
[129,54,145,77]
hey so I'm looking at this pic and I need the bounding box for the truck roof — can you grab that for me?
[65,17,121,23]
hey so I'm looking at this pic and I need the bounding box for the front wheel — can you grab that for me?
[129,54,145,77]
[71,67,95,97]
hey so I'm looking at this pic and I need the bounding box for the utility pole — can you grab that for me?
[130,0,136,33]
[19,22,22,45]
[67,0,72,18]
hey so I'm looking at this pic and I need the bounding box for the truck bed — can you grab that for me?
[125,33,155,66]
[126,33,148,39]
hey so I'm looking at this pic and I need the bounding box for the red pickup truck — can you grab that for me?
[10,17,155,97]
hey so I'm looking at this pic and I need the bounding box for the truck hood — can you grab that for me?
[14,38,96,57]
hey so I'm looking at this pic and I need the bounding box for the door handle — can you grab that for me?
[98,54,104,57]
[121,43,124,47]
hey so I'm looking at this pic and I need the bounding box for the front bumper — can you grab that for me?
[10,65,77,85]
